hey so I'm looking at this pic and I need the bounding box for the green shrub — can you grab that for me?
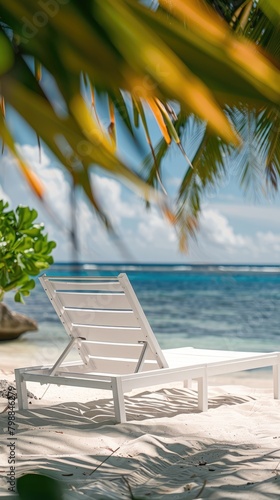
[0,201,56,303]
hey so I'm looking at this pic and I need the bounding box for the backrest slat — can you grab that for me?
[79,341,156,360]
[73,325,146,343]
[66,309,140,328]
[50,281,122,292]
[55,292,130,310]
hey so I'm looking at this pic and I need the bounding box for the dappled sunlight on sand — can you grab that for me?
[1,383,280,499]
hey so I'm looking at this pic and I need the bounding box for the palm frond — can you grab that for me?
[142,110,190,190]
[254,108,280,190]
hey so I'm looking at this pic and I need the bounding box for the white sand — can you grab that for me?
[1,344,280,499]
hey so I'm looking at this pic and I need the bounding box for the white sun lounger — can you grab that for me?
[15,274,280,423]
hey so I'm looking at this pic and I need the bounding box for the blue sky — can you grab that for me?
[2,100,280,264]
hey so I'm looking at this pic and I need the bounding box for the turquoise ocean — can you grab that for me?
[4,263,280,357]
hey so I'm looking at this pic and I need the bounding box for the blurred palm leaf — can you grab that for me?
[255,107,280,191]
[0,0,279,249]
[143,0,280,247]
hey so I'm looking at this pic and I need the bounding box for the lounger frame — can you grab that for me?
[15,274,280,422]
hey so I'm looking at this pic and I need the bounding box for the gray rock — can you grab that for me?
[0,379,37,399]
[0,303,38,341]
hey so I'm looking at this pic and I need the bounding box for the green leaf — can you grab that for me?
[23,260,41,275]
[16,206,38,230]
[20,279,36,292]
[17,474,63,500]
[14,291,24,303]
[109,89,135,138]
[0,31,14,75]
[0,200,9,212]
[259,0,280,24]
[47,241,57,252]
[34,240,43,253]
[3,231,16,246]
[13,236,33,252]
[34,260,49,269]
[21,224,44,237]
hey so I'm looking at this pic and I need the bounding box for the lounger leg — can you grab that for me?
[183,378,193,389]
[15,369,28,410]
[197,370,208,412]
[111,378,126,423]
[273,363,280,399]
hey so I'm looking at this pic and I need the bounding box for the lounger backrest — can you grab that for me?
[39,273,168,375]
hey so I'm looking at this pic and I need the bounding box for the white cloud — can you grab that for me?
[200,209,248,249]
[18,144,50,169]
[17,144,72,223]
[195,208,280,262]
[137,209,177,245]
[92,175,136,224]
[256,232,280,253]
